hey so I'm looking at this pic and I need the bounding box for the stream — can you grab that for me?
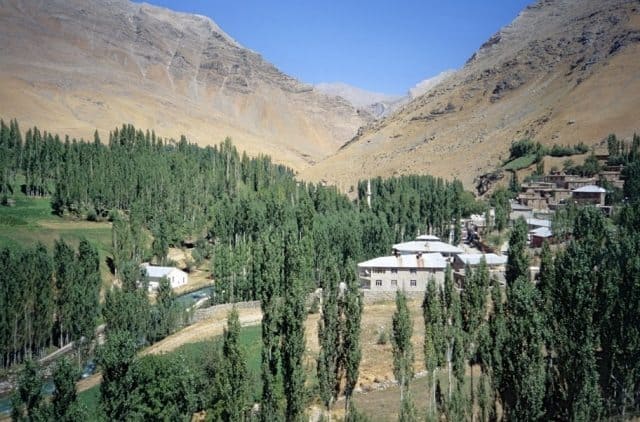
[0,286,213,416]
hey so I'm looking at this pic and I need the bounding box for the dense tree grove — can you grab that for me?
[4,118,640,420]
[418,206,640,421]
[0,239,100,369]
[0,119,478,304]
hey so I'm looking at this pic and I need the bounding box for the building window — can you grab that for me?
[410,269,417,274]
[391,280,397,287]
[375,280,383,286]
[410,280,417,287]
[373,268,385,274]
[391,269,398,274]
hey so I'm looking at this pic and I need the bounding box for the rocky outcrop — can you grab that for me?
[303,0,640,188]
[0,0,370,170]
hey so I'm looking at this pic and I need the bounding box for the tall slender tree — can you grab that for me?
[220,307,249,421]
[500,277,546,421]
[281,227,307,422]
[392,291,415,413]
[342,260,363,418]
[317,260,341,420]
[422,278,444,413]
[506,218,529,287]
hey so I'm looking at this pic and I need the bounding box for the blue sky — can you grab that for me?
[138,0,532,95]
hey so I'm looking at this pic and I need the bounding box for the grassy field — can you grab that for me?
[0,194,113,282]
[503,153,537,170]
[78,325,263,418]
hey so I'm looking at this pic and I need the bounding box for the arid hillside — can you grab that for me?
[0,0,369,170]
[303,0,640,189]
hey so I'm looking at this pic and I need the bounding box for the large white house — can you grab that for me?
[392,240,463,259]
[415,234,440,241]
[358,253,447,292]
[141,264,188,290]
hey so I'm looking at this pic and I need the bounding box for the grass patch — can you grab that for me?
[0,194,114,285]
[503,154,537,171]
[164,325,263,400]
[77,326,264,417]
[78,385,101,419]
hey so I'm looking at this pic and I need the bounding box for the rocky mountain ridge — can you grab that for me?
[0,0,370,169]
[303,0,640,188]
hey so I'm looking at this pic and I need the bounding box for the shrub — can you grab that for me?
[377,328,389,345]
[308,295,320,314]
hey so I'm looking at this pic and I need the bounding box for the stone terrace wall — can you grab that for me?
[193,300,261,322]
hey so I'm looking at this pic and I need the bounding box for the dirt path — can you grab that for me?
[77,299,427,395]
[142,308,263,355]
[77,307,263,393]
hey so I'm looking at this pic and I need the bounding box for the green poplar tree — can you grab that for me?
[500,277,546,421]
[317,261,341,420]
[281,227,307,422]
[259,231,283,422]
[460,259,489,412]
[342,260,363,418]
[422,278,444,413]
[52,358,87,421]
[97,331,138,420]
[11,360,48,421]
[392,291,415,416]
[220,307,249,421]
[506,217,529,287]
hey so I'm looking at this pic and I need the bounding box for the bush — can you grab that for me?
[86,208,98,222]
[509,139,537,160]
[308,295,320,314]
[376,328,389,345]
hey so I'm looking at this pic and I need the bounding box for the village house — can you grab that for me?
[526,217,552,231]
[452,253,507,286]
[509,201,533,221]
[571,185,606,206]
[452,253,507,272]
[391,240,463,259]
[599,170,625,189]
[358,253,447,292]
[416,234,440,241]
[141,264,188,290]
[530,227,553,248]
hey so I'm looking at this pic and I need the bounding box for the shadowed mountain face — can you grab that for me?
[303,0,640,188]
[0,0,370,170]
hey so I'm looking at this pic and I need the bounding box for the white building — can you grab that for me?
[392,240,463,259]
[415,234,440,241]
[358,253,447,292]
[453,253,507,271]
[141,264,188,290]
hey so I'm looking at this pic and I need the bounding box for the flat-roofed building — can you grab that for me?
[391,240,463,259]
[141,264,188,290]
[358,253,447,292]
[452,253,507,272]
[415,234,440,241]
[571,185,606,206]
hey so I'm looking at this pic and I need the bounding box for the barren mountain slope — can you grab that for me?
[303,0,640,188]
[0,0,369,170]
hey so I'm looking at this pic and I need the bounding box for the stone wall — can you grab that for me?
[361,290,424,304]
[193,300,261,322]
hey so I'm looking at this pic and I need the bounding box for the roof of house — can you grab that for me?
[392,240,463,254]
[455,253,507,266]
[530,227,553,238]
[572,185,606,193]
[358,253,447,269]
[526,218,552,228]
[415,234,440,241]
[510,202,532,211]
[142,264,183,278]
